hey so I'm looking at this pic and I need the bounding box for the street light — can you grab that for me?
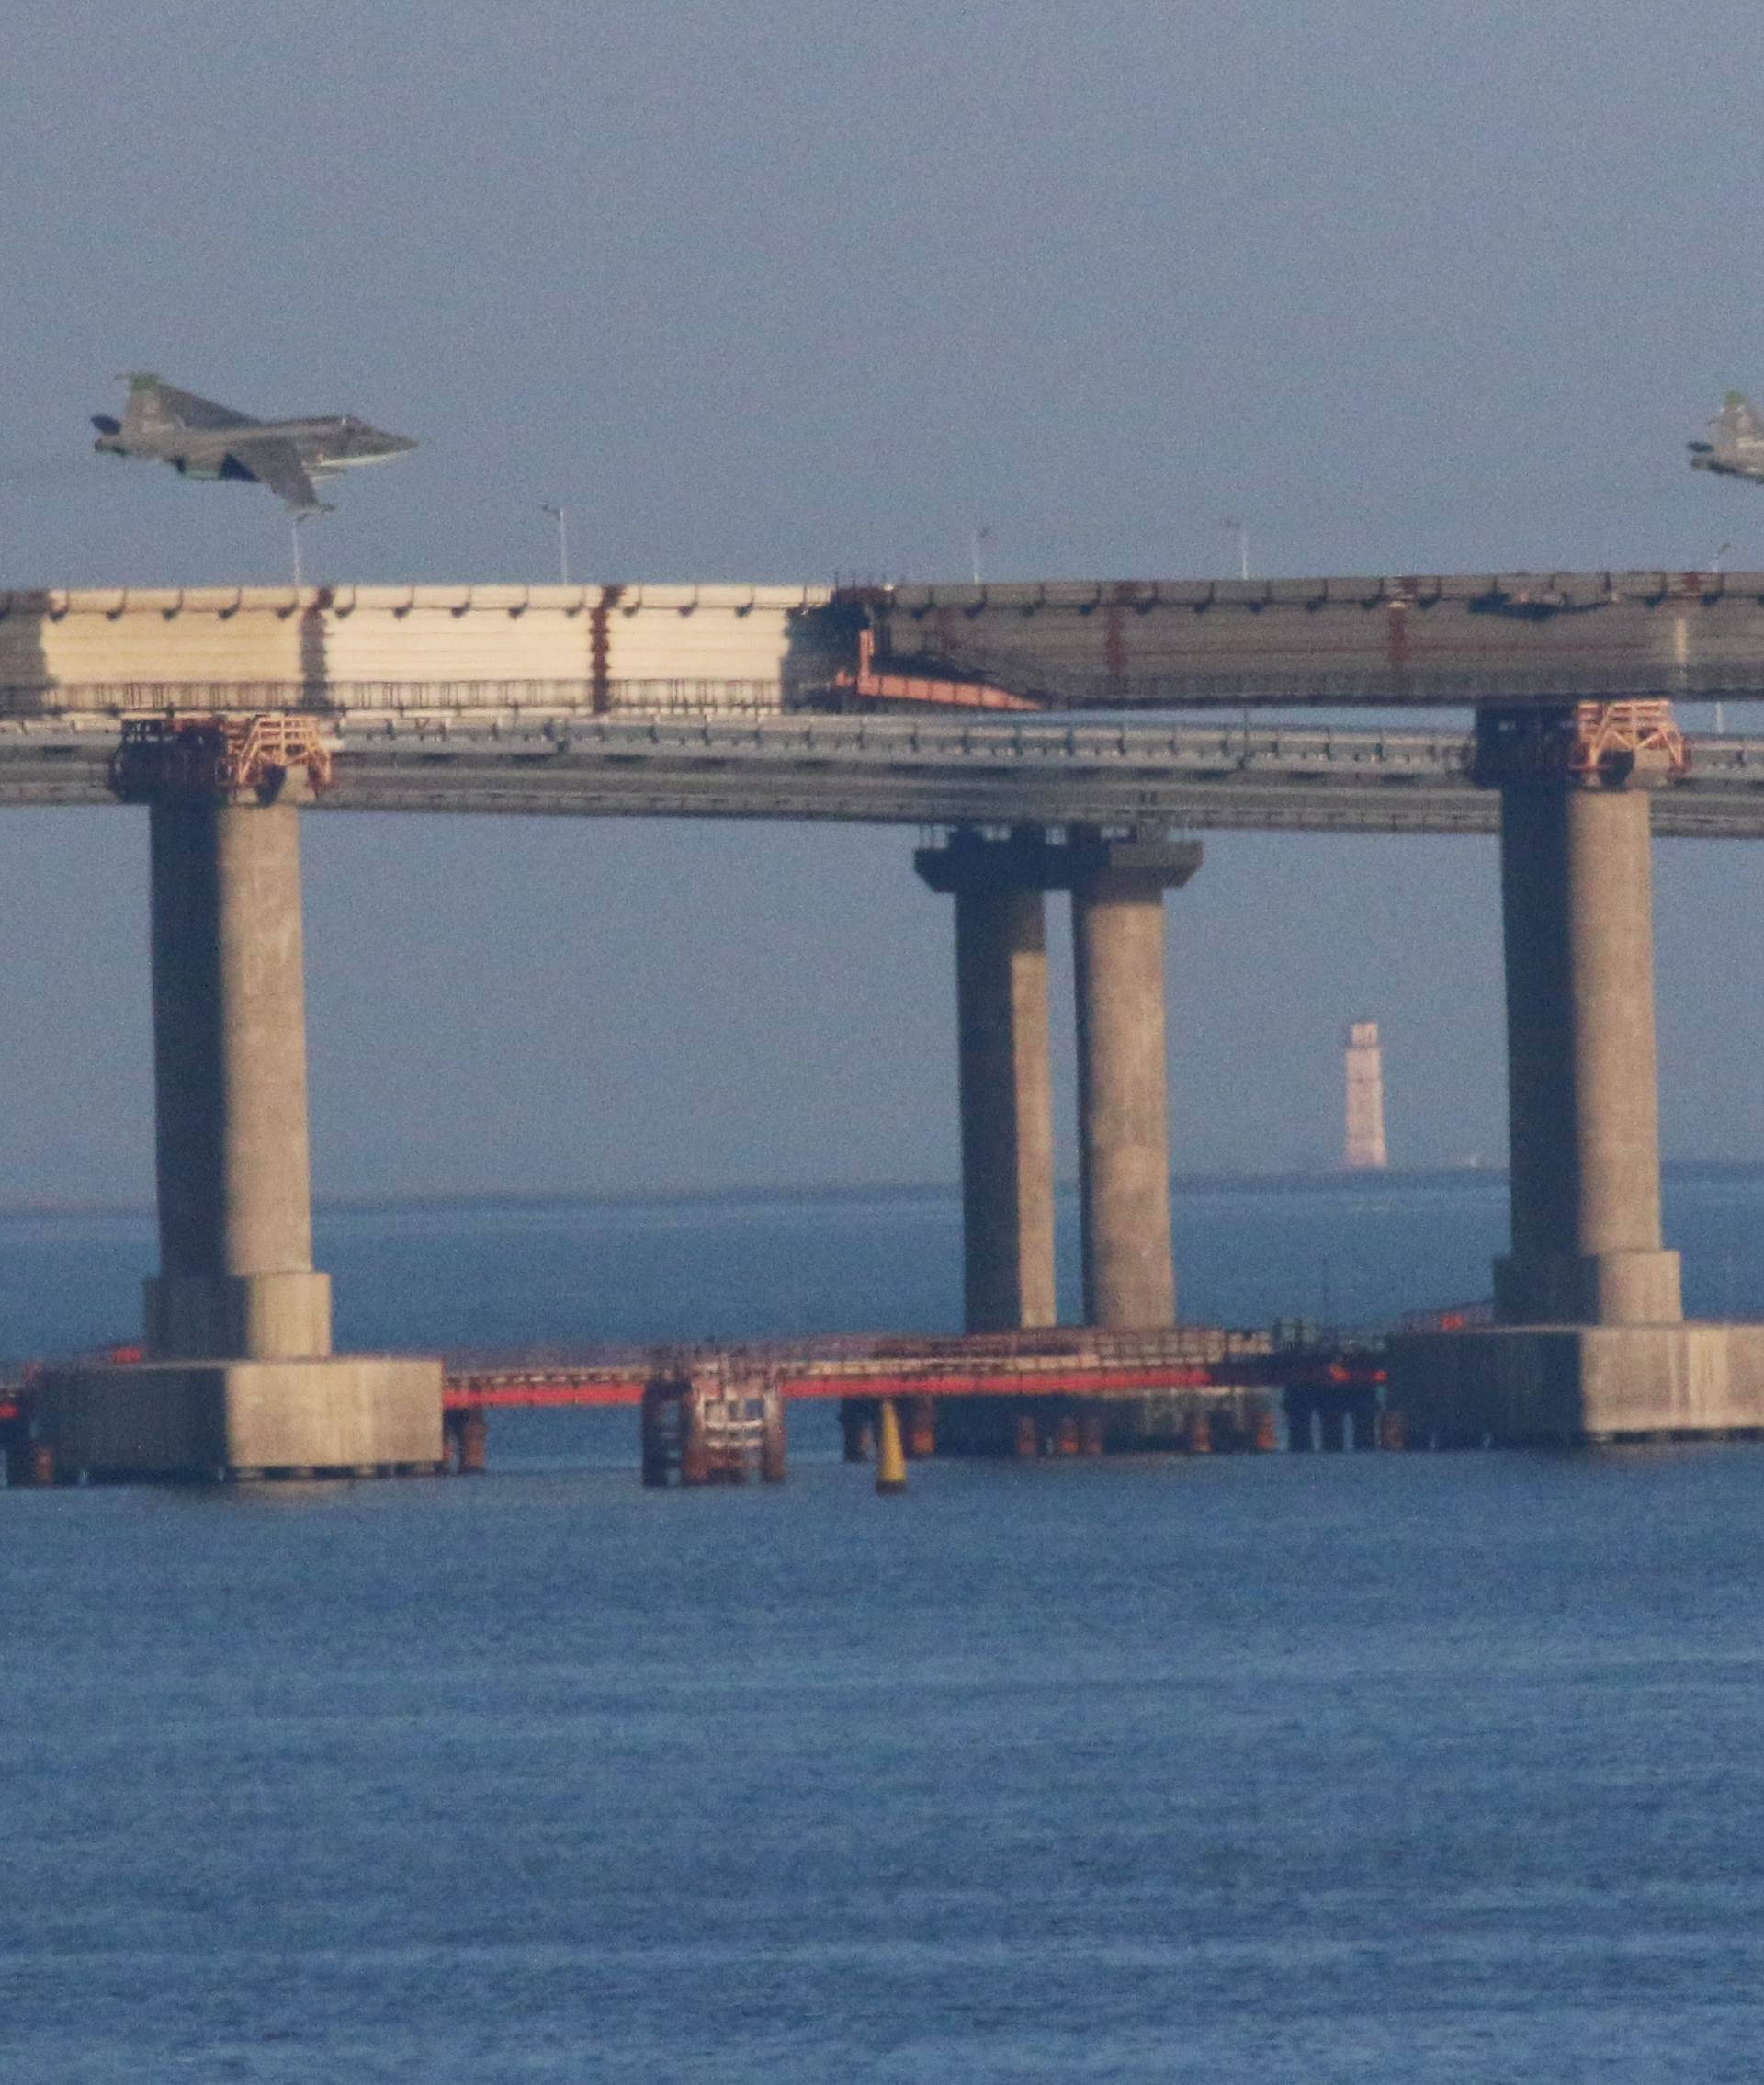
[290,509,319,589]
[541,504,570,586]
[1714,544,1734,733]
[1220,516,1250,582]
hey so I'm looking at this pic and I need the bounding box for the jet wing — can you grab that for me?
[230,437,326,512]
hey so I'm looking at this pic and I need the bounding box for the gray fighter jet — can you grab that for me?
[91,374,416,512]
[1689,391,1764,482]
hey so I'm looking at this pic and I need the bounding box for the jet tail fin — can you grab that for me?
[1714,391,1764,445]
[118,374,174,443]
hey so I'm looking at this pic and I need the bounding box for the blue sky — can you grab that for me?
[6,0,1764,1200]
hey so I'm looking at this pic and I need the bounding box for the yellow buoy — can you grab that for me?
[876,1399,909,1495]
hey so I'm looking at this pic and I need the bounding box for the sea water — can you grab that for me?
[3,1173,1763,2080]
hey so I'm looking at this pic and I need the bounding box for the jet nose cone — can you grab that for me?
[358,427,416,459]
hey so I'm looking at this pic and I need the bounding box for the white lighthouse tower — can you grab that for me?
[1343,1021,1388,1171]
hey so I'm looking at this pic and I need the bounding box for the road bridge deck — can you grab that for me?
[8,710,1764,834]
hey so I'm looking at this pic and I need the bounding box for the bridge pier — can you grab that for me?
[35,729,441,1481]
[142,802,336,1362]
[918,825,1198,1351]
[1491,774,1680,1324]
[838,1399,875,1463]
[915,829,1057,1331]
[1391,703,1764,1444]
[1071,831,1200,1329]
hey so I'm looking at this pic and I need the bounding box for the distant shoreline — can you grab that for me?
[4,1157,1764,1223]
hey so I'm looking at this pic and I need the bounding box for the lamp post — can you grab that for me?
[542,504,570,586]
[290,510,317,589]
[1714,543,1733,733]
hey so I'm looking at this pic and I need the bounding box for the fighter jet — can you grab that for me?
[90,374,416,512]
[1688,391,1764,482]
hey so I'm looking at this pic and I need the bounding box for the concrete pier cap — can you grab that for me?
[1392,698,1764,1445]
[40,730,441,1481]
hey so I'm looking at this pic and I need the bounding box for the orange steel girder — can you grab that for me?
[110,712,335,801]
[832,628,1042,713]
[1476,699,1689,788]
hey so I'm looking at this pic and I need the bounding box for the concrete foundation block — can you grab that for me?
[1387,1321,1764,1447]
[34,1355,444,1480]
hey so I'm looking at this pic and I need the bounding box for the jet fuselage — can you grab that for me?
[91,378,416,511]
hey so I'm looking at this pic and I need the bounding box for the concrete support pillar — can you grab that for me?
[1382,706,1735,1451]
[143,802,334,1361]
[953,879,1057,1330]
[759,1388,787,1484]
[839,1399,875,1463]
[1070,833,1200,1329]
[916,830,1057,1331]
[640,1386,673,1486]
[457,1409,489,1474]
[1489,752,1681,1326]
[919,824,1199,1336]
[38,728,442,1484]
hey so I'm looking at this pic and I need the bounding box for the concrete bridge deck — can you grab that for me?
[7,709,1764,834]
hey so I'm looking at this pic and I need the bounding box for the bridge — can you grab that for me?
[8,574,1764,1482]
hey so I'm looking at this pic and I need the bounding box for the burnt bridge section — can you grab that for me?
[867,572,1764,709]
